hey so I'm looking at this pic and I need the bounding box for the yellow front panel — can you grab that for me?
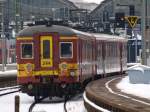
[60,36,77,40]
[17,63,58,77]
[40,36,53,67]
[34,70,58,76]
[16,37,33,40]
[17,63,78,77]
[17,70,59,77]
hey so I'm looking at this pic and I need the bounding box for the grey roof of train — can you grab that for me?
[17,25,92,37]
[17,25,126,41]
[93,33,126,40]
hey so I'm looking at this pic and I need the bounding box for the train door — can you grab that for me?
[40,36,53,68]
[92,39,96,76]
[78,39,82,81]
[102,41,106,77]
[34,34,59,74]
[119,43,123,74]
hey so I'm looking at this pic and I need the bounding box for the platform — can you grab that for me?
[84,75,150,112]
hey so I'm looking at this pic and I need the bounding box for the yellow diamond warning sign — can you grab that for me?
[125,16,138,28]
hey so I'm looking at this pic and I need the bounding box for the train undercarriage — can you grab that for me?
[21,82,82,101]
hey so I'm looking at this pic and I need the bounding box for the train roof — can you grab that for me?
[17,25,93,37]
[93,33,127,42]
[17,25,127,42]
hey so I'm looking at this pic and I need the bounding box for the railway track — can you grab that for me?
[0,86,20,92]
[64,96,71,112]
[0,86,21,97]
[65,93,83,112]
[28,93,83,112]
[0,73,17,88]
[29,101,38,112]
[28,97,50,112]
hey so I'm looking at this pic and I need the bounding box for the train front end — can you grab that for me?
[16,25,79,99]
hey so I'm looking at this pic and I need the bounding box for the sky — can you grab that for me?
[69,0,104,4]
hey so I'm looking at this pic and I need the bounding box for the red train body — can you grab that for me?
[16,25,127,100]
[0,49,1,64]
[0,40,2,64]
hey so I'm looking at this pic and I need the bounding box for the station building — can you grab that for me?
[0,0,77,64]
[90,0,150,63]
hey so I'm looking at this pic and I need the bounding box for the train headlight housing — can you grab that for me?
[62,64,67,69]
[70,71,75,77]
[26,63,33,73]
[28,84,33,90]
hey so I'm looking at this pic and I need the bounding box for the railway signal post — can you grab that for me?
[125,16,138,62]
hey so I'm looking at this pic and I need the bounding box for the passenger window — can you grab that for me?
[21,43,33,59]
[60,42,73,58]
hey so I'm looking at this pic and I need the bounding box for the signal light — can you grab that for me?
[115,12,125,28]
[129,5,135,15]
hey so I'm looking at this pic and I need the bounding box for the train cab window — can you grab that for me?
[21,43,33,59]
[43,40,50,59]
[60,42,73,58]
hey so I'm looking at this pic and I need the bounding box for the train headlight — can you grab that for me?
[70,71,75,77]
[28,84,33,90]
[62,64,67,69]
[26,63,33,73]
[60,62,68,70]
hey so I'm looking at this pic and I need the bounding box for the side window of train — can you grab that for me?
[60,42,73,58]
[21,43,33,59]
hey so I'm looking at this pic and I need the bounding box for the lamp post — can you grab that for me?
[15,0,20,33]
[0,0,6,71]
[141,0,146,65]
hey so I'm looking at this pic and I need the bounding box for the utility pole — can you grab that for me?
[141,0,146,65]
[15,0,20,33]
[1,0,6,71]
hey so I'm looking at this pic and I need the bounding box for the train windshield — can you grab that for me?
[43,40,50,59]
[60,42,73,58]
[21,43,33,59]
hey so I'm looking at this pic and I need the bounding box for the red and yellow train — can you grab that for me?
[0,40,2,64]
[16,24,127,100]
